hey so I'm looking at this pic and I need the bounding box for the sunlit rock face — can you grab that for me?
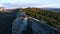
[24,17,28,20]
[24,15,29,20]
[0,7,4,12]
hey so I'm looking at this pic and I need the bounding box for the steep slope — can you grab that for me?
[19,8,60,28]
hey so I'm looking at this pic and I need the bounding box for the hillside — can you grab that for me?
[19,7,60,28]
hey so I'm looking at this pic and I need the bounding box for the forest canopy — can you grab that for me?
[19,7,60,28]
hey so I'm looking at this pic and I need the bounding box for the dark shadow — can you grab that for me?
[0,9,19,34]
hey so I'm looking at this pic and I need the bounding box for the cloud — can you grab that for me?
[1,3,43,8]
[1,3,60,9]
[34,4,60,8]
[0,0,60,9]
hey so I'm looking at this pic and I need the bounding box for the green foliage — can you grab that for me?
[19,8,60,28]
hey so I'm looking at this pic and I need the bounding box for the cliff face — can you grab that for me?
[0,8,19,34]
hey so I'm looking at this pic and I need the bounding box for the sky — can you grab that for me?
[0,0,60,9]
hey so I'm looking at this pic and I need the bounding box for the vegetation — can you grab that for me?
[19,7,60,28]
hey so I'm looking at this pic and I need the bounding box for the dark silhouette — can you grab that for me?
[0,9,19,34]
